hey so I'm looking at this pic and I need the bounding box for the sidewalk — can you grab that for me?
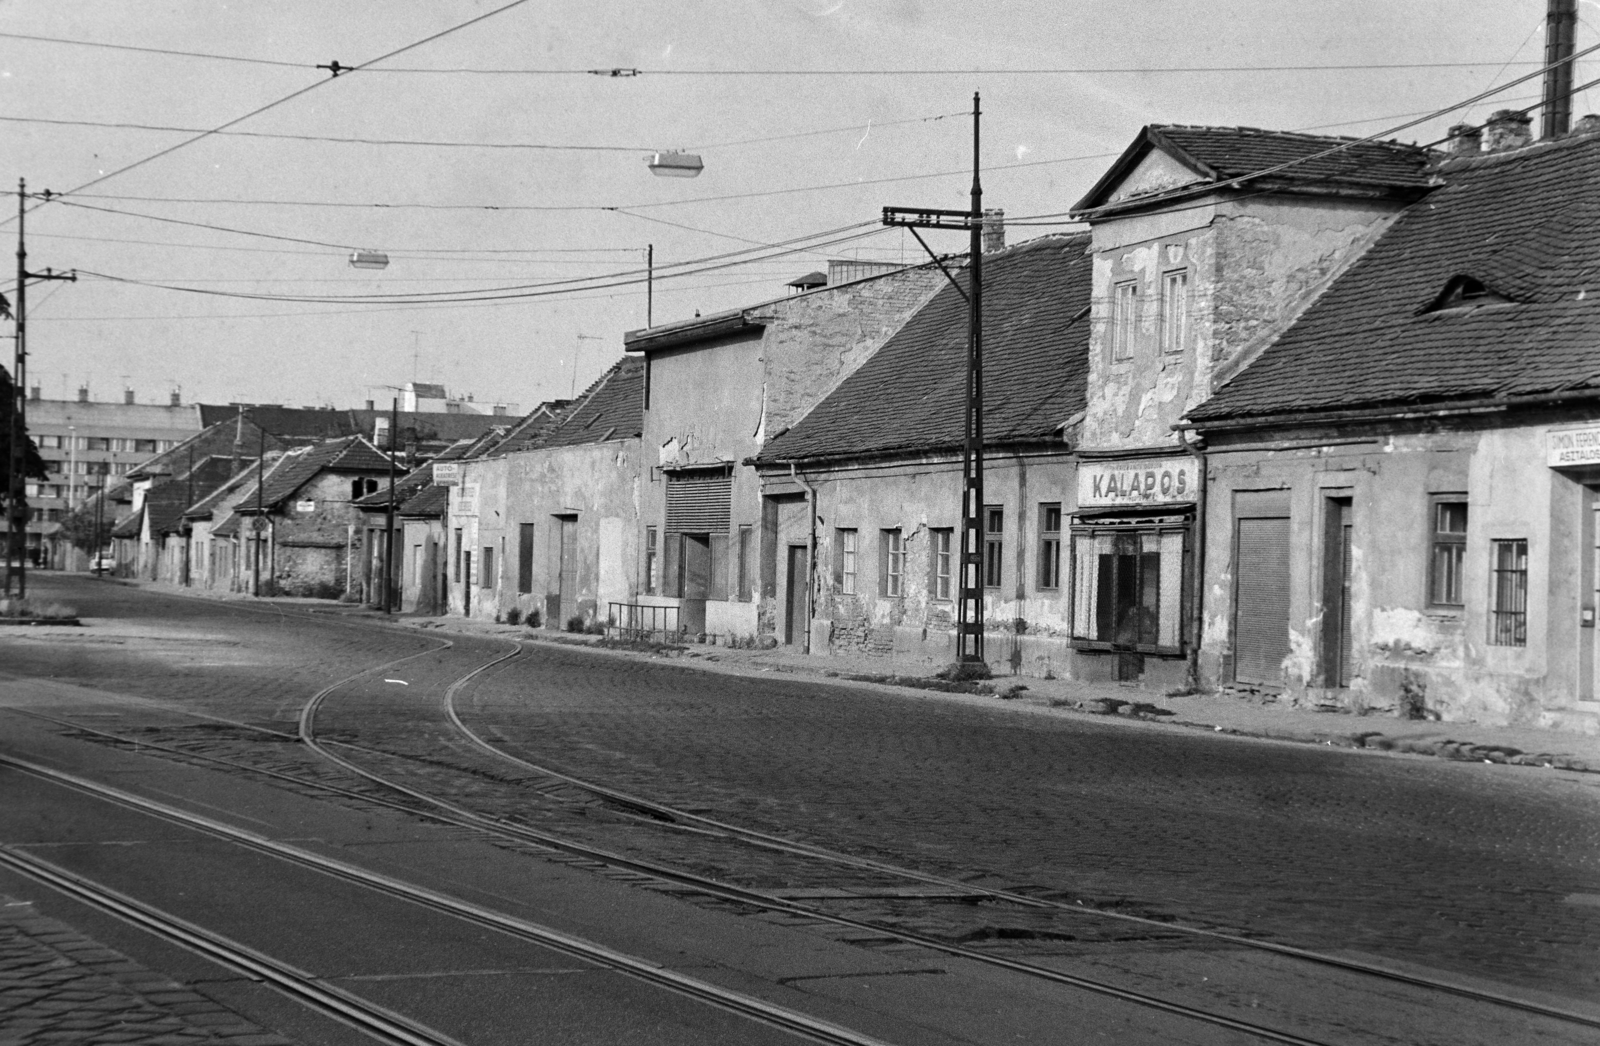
[403,613,1600,776]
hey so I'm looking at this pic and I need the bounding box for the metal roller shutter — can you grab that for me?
[666,472,732,532]
[1234,516,1291,685]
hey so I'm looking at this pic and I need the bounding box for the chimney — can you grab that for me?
[364,399,375,411]
[1447,123,1482,156]
[28,384,40,401]
[124,387,135,405]
[982,208,1005,253]
[1543,0,1578,138]
[1483,110,1533,152]
[169,389,181,406]
[1575,114,1600,136]
[77,385,89,403]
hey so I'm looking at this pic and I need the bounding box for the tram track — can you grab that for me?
[10,597,1597,1043]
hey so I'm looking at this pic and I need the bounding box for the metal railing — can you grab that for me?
[607,602,681,642]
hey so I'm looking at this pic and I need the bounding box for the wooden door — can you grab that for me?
[785,545,809,646]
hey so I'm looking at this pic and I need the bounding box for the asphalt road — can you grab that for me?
[1,575,1598,1046]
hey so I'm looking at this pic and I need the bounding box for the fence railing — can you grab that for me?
[607,602,681,642]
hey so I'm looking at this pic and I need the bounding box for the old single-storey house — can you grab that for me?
[752,234,1092,675]
[1181,113,1600,734]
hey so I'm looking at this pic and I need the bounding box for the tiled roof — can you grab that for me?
[195,404,508,449]
[145,457,238,534]
[756,234,1092,465]
[233,436,393,512]
[399,484,450,517]
[538,357,644,448]
[183,464,258,520]
[485,401,570,455]
[1074,125,1436,214]
[111,506,142,539]
[1188,130,1600,424]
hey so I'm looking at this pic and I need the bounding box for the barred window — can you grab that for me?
[1429,499,1467,606]
[644,526,658,595]
[1489,539,1528,647]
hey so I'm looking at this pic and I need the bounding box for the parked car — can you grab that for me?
[90,554,116,573]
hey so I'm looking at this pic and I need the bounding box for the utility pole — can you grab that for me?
[7,179,75,598]
[646,244,654,327]
[252,424,264,597]
[382,397,398,613]
[881,93,986,664]
[92,461,106,578]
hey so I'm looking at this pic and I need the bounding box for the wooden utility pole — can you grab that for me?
[881,93,986,663]
[382,398,398,613]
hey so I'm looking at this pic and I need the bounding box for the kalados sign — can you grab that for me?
[1076,456,1198,507]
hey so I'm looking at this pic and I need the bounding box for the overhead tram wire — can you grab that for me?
[0,35,1564,75]
[0,0,538,228]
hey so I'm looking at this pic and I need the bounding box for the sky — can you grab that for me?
[0,0,1587,412]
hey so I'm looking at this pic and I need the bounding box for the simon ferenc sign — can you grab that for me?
[1077,456,1198,508]
[1548,426,1600,468]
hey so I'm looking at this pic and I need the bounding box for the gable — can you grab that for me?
[1106,148,1210,205]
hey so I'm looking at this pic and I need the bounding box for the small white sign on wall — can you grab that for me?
[295,499,316,513]
[1548,426,1600,468]
[453,483,479,517]
[432,461,462,486]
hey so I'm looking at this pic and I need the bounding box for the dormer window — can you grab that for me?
[1421,274,1516,313]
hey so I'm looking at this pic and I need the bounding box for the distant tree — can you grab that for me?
[0,365,46,509]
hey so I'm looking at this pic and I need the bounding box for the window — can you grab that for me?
[157,440,176,452]
[134,439,157,454]
[41,459,61,474]
[644,527,658,594]
[836,528,858,595]
[1038,504,1062,589]
[413,544,423,587]
[880,529,905,598]
[931,528,953,600]
[1071,525,1188,652]
[481,546,495,589]
[24,483,37,498]
[1489,539,1528,646]
[111,438,131,452]
[737,525,753,601]
[85,437,110,452]
[1112,280,1139,360]
[1429,499,1467,606]
[983,506,1004,588]
[1160,270,1189,354]
[453,528,463,583]
[38,435,60,449]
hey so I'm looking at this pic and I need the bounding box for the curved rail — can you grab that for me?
[0,754,900,1046]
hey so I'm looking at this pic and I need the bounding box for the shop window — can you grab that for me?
[835,528,858,595]
[983,506,1004,588]
[930,528,953,600]
[1111,280,1139,360]
[1489,539,1528,647]
[880,529,905,598]
[1038,504,1062,589]
[1160,270,1189,354]
[644,526,658,595]
[1429,498,1467,607]
[1071,524,1187,653]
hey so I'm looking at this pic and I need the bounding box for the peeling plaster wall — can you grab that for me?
[1200,420,1600,734]
[449,440,640,626]
[1081,197,1398,451]
[779,451,1080,677]
[639,268,944,637]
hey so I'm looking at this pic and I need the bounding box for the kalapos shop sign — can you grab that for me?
[1548,426,1600,467]
[1077,456,1198,507]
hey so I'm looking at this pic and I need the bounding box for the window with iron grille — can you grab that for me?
[1160,270,1189,354]
[1429,498,1467,607]
[1112,280,1139,360]
[644,526,658,595]
[879,529,905,598]
[1489,539,1528,646]
[931,528,953,600]
[1038,503,1062,589]
[983,506,1004,588]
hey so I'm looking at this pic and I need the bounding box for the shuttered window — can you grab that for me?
[665,471,732,532]
[1233,499,1292,685]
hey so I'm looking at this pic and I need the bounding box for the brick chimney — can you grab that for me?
[1574,114,1600,136]
[28,385,40,401]
[982,208,1005,253]
[1447,123,1482,156]
[1484,110,1533,152]
[124,387,135,405]
[77,385,89,403]
[169,389,181,406]
[1543,0,1577,138]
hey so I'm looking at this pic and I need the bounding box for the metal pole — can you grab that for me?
[9,180,25,598]
[956,93,985,664]
[93,463,105,578]
[647,244,654,327]
[252,424,263,596]
[382,398,397,613]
